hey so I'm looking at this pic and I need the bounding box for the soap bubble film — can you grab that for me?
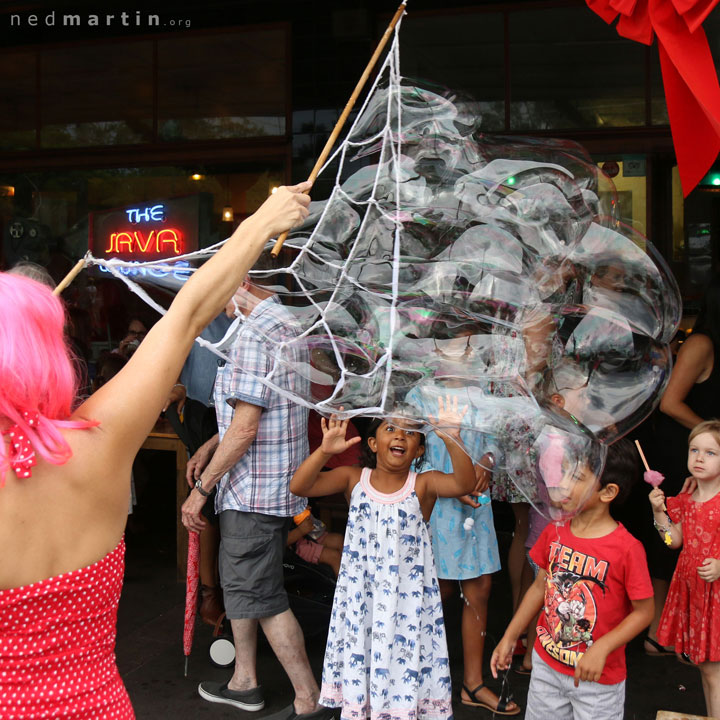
[88,19,680,521]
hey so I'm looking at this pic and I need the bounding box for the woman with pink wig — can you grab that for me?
[0,182,311,719]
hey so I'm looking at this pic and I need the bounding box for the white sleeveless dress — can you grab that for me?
[319,468,453,720]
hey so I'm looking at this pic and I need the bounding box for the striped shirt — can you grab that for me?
[213,295,309,517]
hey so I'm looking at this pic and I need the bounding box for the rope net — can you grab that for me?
[86,17,681,518]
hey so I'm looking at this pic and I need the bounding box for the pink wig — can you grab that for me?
[0,273,96,485]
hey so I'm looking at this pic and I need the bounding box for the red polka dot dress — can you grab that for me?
[0,540,135,719]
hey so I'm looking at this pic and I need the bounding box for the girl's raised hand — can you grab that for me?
[648,487,666,513]
[428,394,469,440]
[320,411,361,456]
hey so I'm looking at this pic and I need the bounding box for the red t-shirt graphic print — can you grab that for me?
[530,522,652,684]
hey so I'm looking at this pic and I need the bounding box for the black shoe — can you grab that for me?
[198,681,265,711]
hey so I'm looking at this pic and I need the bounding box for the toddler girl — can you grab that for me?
[649,419,720,718]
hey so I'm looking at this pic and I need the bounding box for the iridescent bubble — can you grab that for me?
[90,28,681,523]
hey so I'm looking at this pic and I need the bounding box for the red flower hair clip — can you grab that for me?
[2,411,40,479]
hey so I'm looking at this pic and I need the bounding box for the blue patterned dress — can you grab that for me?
[319,468,452,720]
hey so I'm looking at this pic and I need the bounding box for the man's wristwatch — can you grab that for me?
[194,479,211,497]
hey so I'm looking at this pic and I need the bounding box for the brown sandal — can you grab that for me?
[461,683,521,716]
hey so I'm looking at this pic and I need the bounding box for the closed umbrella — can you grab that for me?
[183,530,200,676]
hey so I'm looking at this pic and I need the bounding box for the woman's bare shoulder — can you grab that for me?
[681,332,713,352]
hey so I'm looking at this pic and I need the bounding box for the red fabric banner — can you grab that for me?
[586,0,720,196]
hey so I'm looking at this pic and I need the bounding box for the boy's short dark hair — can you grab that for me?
[598,437,639,505]
[359,417,427,470]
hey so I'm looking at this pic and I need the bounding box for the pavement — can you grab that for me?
[117,490,709,720]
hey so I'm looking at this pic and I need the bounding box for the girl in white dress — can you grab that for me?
[290,397,485,720]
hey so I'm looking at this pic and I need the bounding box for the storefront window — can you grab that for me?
[398,11,505,131]
[510,7,646,130]
[40,43,154,148]
[0,26,288,150]
[0,52,38,151]
[158,28,287,141]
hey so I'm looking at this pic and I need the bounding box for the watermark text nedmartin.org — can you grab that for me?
[9,11,191,29]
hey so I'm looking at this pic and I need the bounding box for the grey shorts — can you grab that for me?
[218,510,291,620]
[525,649,625,720]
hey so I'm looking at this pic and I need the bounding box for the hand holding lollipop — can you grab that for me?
[635,440,672,546]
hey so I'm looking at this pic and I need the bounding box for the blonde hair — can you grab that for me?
[689,419,720,447]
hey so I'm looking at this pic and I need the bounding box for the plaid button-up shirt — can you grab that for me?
[213,295,309,517]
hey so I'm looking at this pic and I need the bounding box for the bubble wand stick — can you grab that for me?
[271,1,407,257]
[53,254,89,296]
[634,439,665,491]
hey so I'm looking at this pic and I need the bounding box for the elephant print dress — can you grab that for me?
[319,468,452,720]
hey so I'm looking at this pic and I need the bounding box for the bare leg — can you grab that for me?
[460,575,490,691]
[439,578,454,603]
[442,576,519,714]
[319,532,344,552]
[229,618,259,691]
[260,609,320,714]
[509,502,530,612]
[699,660,720,718]
[645,578,669,647]
[318,546,341,577]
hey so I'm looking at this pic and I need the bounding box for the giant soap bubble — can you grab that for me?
[90,22,681,521]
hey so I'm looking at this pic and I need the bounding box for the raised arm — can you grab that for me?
[421,395,475,499]
[290,414,360,499]
[76,182,311,458]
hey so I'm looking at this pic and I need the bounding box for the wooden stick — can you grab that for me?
[271,1,407,257]
[634,439,650,472]
[53,257,87,296]
[637,439,667,510]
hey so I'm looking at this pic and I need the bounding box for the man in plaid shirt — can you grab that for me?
[182,265,331,720]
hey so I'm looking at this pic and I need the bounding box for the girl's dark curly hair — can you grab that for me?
[358,417,427,470]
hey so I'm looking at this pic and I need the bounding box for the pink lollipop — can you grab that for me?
[635,440,665,488]
[643,469,664,487]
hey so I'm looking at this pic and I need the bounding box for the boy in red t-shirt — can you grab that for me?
[491,439,654,720]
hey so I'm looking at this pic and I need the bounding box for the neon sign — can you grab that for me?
[126,204,165,223]
[90,195,205,261]
[99,259,192,281]
[105,228,183,254]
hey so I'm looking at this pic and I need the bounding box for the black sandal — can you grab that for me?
[677,652,695,665]
[461,683,521,716]
[644,636,674,656]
